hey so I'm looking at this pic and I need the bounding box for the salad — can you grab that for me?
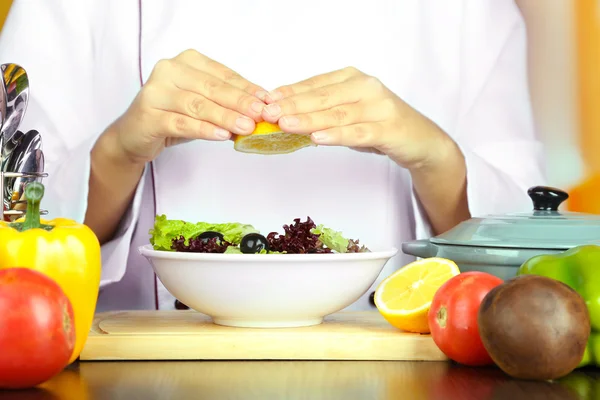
[149,215,370,254]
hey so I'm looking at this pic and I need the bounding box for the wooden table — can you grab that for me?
[2,361,597,399]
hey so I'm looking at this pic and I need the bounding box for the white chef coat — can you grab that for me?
[0,0,546,313]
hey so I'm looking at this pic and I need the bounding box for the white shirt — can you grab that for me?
[0,0,546,312]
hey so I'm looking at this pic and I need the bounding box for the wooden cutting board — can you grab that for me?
[79,310,447,361]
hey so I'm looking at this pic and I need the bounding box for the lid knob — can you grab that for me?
[527,186,569,211]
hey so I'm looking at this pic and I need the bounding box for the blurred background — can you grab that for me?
[516,0,600,215]
[0,1,598,214]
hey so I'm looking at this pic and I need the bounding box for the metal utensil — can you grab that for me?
[3,129,42,206]
[1,129,24,171]
[0,69,8,167]
[1,129,47,220]
[0,63,29,144]
[1,158,48,220]
[4,129,41,170]
[10,148,45,204]
[0,67,6,131]
[0,63,46,221]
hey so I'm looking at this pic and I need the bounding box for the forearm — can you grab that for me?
[410,133,471,235]
[84,125,145,244]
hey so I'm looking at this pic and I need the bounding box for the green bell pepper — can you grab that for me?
[578,333,600,368]
[517,244,600,367]
[558,370,594,399]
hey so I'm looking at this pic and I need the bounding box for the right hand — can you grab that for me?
[108,49,267,164]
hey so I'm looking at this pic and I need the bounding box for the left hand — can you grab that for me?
[261,67,454,171]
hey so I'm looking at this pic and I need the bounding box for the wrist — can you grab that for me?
[86,123,146,244]
[385,106,462,173]
[407,123,465,177]
[92,123,146,172]
[408,128,470,235]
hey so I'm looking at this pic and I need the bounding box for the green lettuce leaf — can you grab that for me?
[149,214,259,251]
[224,246,242,254]
[310,224,351,253]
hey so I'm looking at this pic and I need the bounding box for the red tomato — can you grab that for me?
[0,268,75,389]
[428,271,503,366]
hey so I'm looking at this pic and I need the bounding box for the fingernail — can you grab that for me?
[235,117,254,132]
[215,128,231,139]
[268,91,283,101]
[281,116,299,127]
[265,104,281,117]
[251,102,264,114]
[311,131,328,142]
[255,90,268,101]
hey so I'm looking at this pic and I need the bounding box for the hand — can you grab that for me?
[260,67,456,171]
[109,49,267,165]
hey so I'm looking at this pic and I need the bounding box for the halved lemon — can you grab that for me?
[374,257,460,333]
[233,121,315,155]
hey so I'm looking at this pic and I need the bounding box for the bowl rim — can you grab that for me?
[138,244,398,262]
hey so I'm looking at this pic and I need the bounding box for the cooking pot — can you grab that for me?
[401,186,600,279]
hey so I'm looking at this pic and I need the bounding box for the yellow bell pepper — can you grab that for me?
[0,182,101,364]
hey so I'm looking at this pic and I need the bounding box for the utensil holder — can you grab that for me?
[1,170,48,220]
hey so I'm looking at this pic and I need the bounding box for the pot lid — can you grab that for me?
[430,186,600,250]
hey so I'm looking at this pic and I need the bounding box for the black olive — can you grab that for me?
[174,299,190,310]
[240,233,270,254]
[197,231,224,243]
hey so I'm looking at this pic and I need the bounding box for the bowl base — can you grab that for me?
[212,317,324,328]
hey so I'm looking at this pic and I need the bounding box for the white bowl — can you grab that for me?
[139,244,398,328]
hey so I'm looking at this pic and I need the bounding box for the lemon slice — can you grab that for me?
[233,122,315,155]
[374,257,460,333]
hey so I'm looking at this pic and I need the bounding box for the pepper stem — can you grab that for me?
[20,182,44,230]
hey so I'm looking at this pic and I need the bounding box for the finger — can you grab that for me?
[268,66,362,101]
[277,103,367,134]
[154,109,233,141]
[262,79,365,123]
[152,87,257,135]
[174,49,267,99]
[160,63,265,121]
[309,122,387,148]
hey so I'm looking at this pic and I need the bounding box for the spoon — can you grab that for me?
[1,129,24,172]
[0,63,29,145]
[3,129,40,173]
[3,148,47,219]
[8,148,45,212]
[0,67,7,166]
[0,66,6,130]
[3,129,42,211]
